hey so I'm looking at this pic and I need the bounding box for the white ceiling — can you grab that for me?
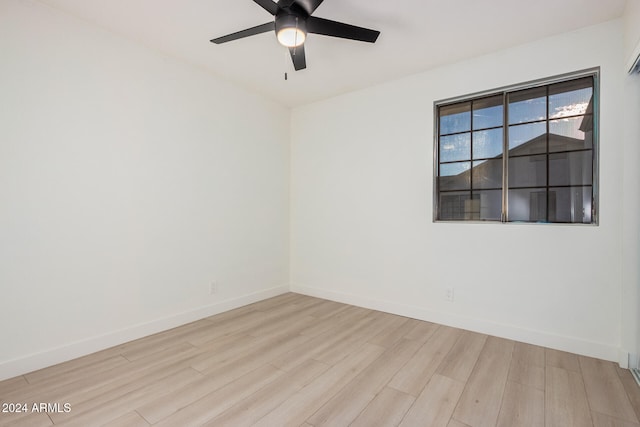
[38,0,626,107]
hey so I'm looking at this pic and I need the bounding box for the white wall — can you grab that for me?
[625,0,640,71]
[621,72,640,368]
[0,0,290,380]
[622,0,640,368]
[290,20,626,361]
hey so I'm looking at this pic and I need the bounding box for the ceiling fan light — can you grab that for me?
[277,27,306,47]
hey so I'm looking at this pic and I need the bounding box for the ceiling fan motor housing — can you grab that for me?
[275,9,308,37]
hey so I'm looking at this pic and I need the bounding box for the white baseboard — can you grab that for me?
[0,285,288,381]
[291,284,620,363]
[626,352,640,371]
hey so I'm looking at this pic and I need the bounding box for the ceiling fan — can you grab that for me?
[210,0,380,71]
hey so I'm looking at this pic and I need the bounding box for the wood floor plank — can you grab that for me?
[591,411,640,427]
[307,338,422,427]
[296,305,371,338]
[1,355,132,408]
[508,342,545,391]
[618,367,640,422]
[18,355,129,397]
[451,336,514,427]
[203,359,329,426]
[282,294,320,310]
[513,342,545,366]
[185,332,257,363]
[113,318,212,355]
[546,348,581,372]
[545,365,594,427]
[252,343,385,427]
[580,356,639,423]
[255,295,325,321]
[311,311,400,366]
[350,387,415,427]
[496,380,544,427]
[47,343,202,423]
[22,346,123,385]
[447,420,472,427]
[119,320,215,361]
[402,319,439,344]
[186,311,272,346]
[301,299,348,319]
[135,371,230,424]
[0,375,28,395]
[399,374,465,427]
[9,340,200,423]
[508,361,545,391]
[191,297,325,352]
[249,314,318,338]
[437,330,488,383]
[388,325,461,397]
[193,295,321,346]
[137,334,309,424]
[194,333,311,376]
[102,411,149,427]
[248,300,321,335]
[0,411,53,427]
[366,315,410,348]
[188,334,262,372]
[151,364,284,427]
[200,332,311,374]
[271,311,374,372]
[54,368,202,427]
[47,343,202,421]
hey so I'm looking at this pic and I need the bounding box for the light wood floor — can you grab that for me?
[1,293,640,427]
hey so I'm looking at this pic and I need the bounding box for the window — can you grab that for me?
[434,69,598,224]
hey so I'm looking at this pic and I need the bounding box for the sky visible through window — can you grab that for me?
[439,85,592,169]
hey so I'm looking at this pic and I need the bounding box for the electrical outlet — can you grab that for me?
[445,287,454,302]
[210,282,218,295]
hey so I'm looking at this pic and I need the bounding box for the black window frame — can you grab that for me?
[433,68,599,225]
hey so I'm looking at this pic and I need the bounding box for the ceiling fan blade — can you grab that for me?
[307,16,380,43]
[294,0,324,15]
[211,22,275,44]
[254,0,279,15]
[289,45,306,71]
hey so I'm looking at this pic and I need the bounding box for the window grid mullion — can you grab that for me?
[470,101,474,206]
[502,92,509,223]
[546,85,551,223]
